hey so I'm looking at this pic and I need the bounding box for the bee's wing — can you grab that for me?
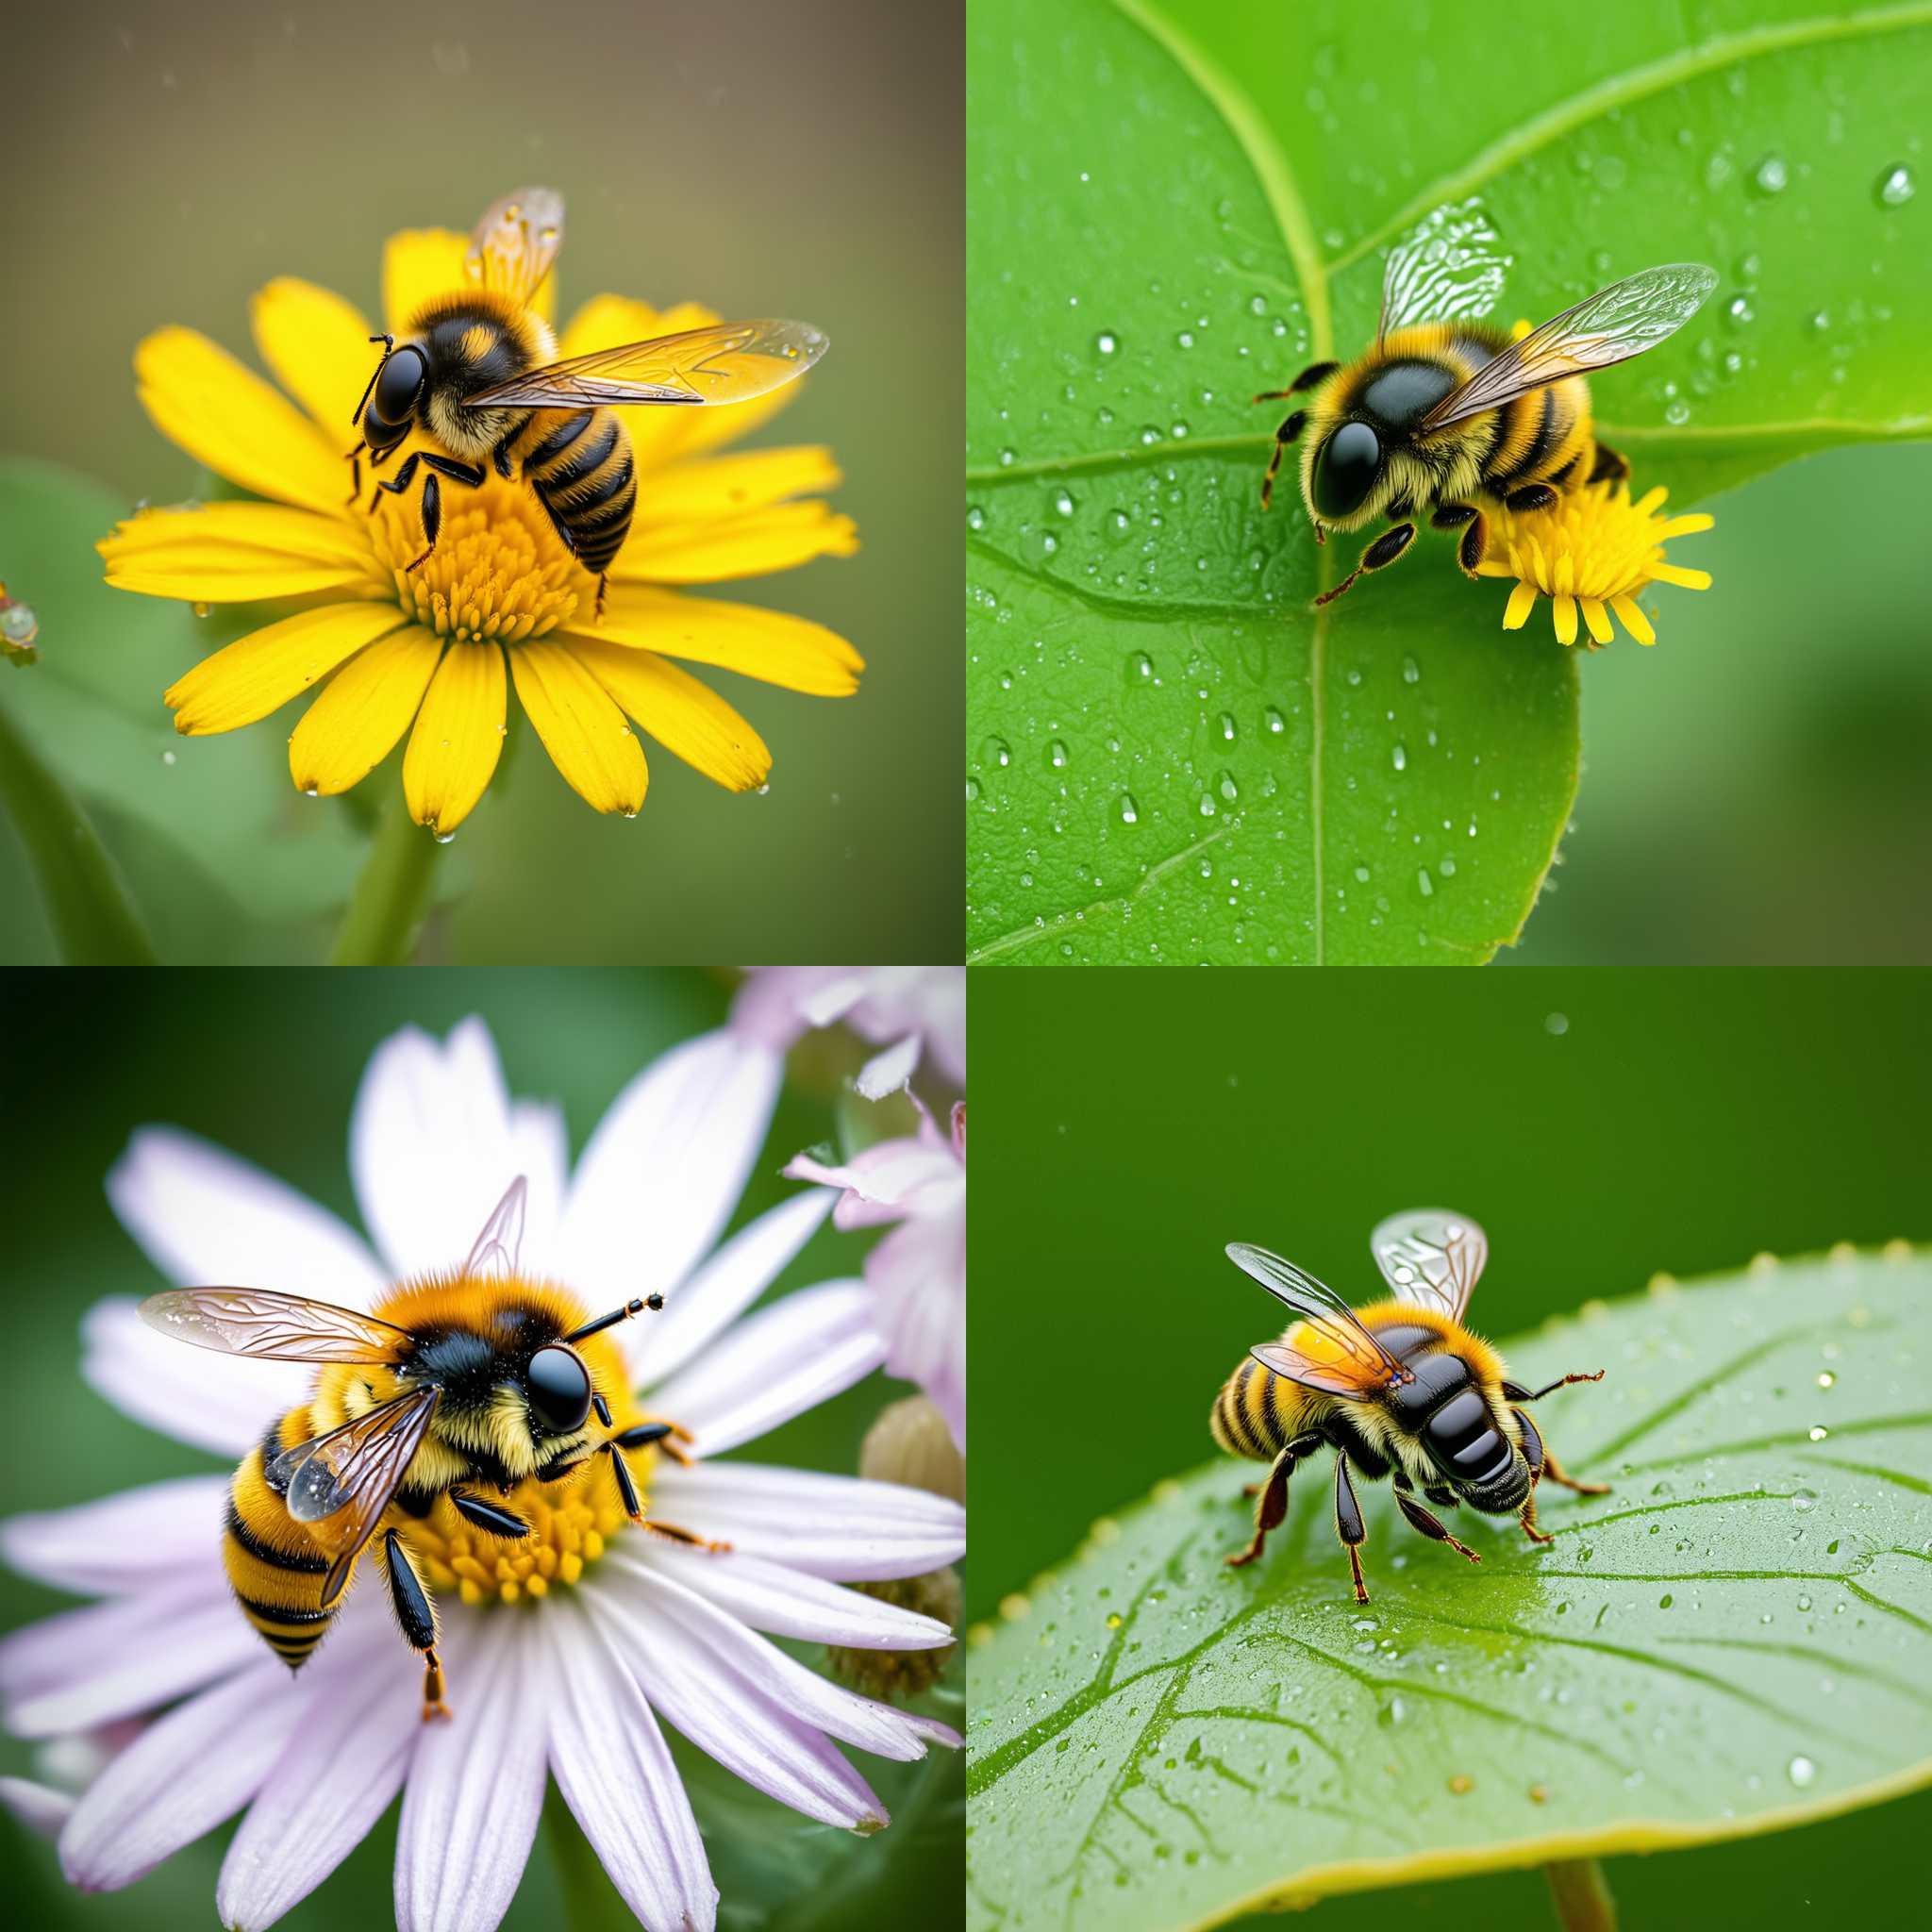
[268,1386,441,1607]
[463,1175,527,1280]
[466,186,566,309]
[138,1288,411,1363]
[1369,1209,1489,1323]
[1419,263,1717,429]
[1226,1241,1411,1394]
[464,319,828,408]
[1376,198,1510,342]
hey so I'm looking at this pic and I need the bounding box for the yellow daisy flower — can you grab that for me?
[99,226,862,834]
[1476,475,1714,648]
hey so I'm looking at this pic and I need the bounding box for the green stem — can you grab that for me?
[1544,1857,1618,1932]
[0,694,158,963]
[542,1785,637,1932]
[327,786,441,965]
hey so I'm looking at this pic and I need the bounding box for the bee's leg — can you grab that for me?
[1333,1452,1371,1602]
[1504,482,1559,515]
[401,456,489,574]
[1587,441,1628,486]
[639,1519,734,1555]
[1313,520,1414,608]
[490,428,521,481]
[450,1491,530,1540]
[1224,1431,1321,1569]
[1424,1483,1460,1509]
[1518,1491,1557,1546]
[1504,1370,1606,1404]
[1429,501,1488,577]
[1259,411,1307,510]
[369,451,421,514]
[1253,359,1338,404]
[1393,1487,1482,1566]
[613,1418,695,1467]
[381,1529,450,1723]
[343,441,365,507]
[595,573,608,620]
[1539,1445,1611,1498]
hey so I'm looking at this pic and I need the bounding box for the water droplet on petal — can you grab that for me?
[1788,1755,1816,1788]
[1875,164,1915,208]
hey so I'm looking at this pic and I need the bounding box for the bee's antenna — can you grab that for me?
[351,334,395,425]
[561,1294,664,1345]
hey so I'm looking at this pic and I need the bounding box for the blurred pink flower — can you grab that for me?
[733,966,965,1098]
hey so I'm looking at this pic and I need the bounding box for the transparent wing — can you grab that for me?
[1377,198,1511,341]
[268,1386,441,1606]
[138,1288,411,1363]
[1369,1208,1490,1323]
[1225,1241,1411,1394]
[465,186,566,309]
[463,1175,527,1280]
[465,318,828,408]
[1419,263,1717,429]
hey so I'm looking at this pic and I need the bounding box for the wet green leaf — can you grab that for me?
[965,0,1932,965]
[966,1248,1932,1930]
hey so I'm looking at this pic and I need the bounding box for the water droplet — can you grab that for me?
[1391,742,1407,772]
[1197,791,1218,818]
[1725,294,1755,329]
[966,505,986,531]
[964,775,981,803]
[1128,650,1154,682]
[981,736,1011,769]
[1263,705,1286,734]
[1875,164,1915,208]
[1217,770,1239,803]
[1791,1489,1817,1513]
[434,829,457,845]
[1354,864,1371,884]
[1046,739,1070,770]
[1659,1593,1674,1608]
[1807,1424,1828,1441]
[1816,1371,1836,1389]
[1401,655,1420,685]
[1175,330,1194,349]
[1787,1755,1816,1788]
[1545,1012,1569,1036]
[1664,398,1691,425]
[1094,330,1119,357]
[161,749,176,767]
[1051,489,1075,518]
[1118,793,1140,825]
[997,447,1016,468]
[1417,867,1433,897]
[1217,711,1238,742]
[1752,154,1789,195]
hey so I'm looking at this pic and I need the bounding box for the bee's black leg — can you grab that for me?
[1540,1444,1611,1497]
[1512,1406,1546,1483]
[1435,506,1488,576]
[491,429,520,480]
[639,1517,733,1555]
[1253,359,1338,403]
[595,573,608,620]
[1224,1430,1322,1569]
[1424,1483,1459,1509]
[1504,482,1559,515]
[450,1491,530,1539]
[1588,441,1628,485]
[1394,1488,1482,1565]
[1260,410,1307,510]
[343,441,365,507]
[1333,1453,1370,1602]
[1314,519,1414,608]
[1430,501,1477,533]
[381,1529,449,1722]
[405,473,441,574]
[419,455,487,490]
[369,451,421,513]
[1510,1370,1606,1403]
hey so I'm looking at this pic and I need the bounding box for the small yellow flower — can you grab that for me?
[1476,476,1714,648]
[100,227,862,833]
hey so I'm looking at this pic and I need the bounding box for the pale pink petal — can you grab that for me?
[782,1138,958,1227]
[866,1209,967,1451]
[558,1031,782,1319]
[60,1662,303,1891]
[0,1776,73,1839]
[1,1476,227,1596]
[541,1599,717,1932]
[729,967,862,1048]
[107,1125,387,1306]
[648,1461,965,1580]
[394,1616,546,1932]
[1,1587,257,1737]
[854,1032,922,1100]
[648,1282,885,1457]
[216,1613,424,1931]
[640,1188,834,1386]
[81,1296,300,1456]
[622,1543,953,1649]
[583,1579,887,1830]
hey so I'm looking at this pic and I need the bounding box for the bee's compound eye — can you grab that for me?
[525,1345,591,1433]
[1312,421,1382,519]
[373,345,426,425]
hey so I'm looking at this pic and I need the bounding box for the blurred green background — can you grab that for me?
[0,968,962,1930]
[0,0,960,965]
[970,966,1930,1925]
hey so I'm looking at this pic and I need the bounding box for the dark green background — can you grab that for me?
[0,0,961,965]
[969,965,1930,1926]
[0,968,961,1930]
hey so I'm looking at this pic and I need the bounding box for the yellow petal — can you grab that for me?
[252,277,376,435]
[1610,595,1657,645]
[102,503,381,602]
[1633,486,1669,518]
[384,225,554,335]
[636,448,842,526]
[1552,593,1579,646]
[1580,596,1614,645]
[1657,513,1715,538]
[1474,559,1514,578]
[611,503,858,584]
[166,603,407,735]
[564,635,772,792]
[1502,581,1539,631]
[290,626,442,795]
[585,586,862,695]
[1650,564,1713,590]
[508,640,647,815]
[135,327,348,515]
[403,641,507,834]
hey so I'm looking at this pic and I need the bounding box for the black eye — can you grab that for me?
[1312,421,1383,518]
[373,345,425,425]
[525,1345,591,1433]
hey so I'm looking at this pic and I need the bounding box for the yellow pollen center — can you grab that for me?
[369,466,592,644]
[1487,481,1709,601]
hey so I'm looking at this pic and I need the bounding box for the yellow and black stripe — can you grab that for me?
[513,407,639,575]
[1210,1356,1315,1462]
[222,1407,338,1671]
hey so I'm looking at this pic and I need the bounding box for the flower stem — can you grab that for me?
[0,694,158,963]
[1544,1857,1618,1932]
[542,1786,635,1932]
[327,788,440,965]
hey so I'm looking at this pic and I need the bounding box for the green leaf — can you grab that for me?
[965,1247,1932,1930]
[965,0,1932,965]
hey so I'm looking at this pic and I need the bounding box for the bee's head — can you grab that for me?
[354,335,427,457]
[1309,419,1386,527]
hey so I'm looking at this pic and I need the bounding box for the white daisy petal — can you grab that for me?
[584,1579,887,1831]
[624,1544,954,1650]
[60,1662,303,1891]
[854,1031,922,1100]
[107,1125,387,1306]
[648,1281,885,1457]
[216,1618,423,1931]
[81,1296,300,1456]
[558,1031,781,1316]
[641,1188,835,1387]
[395,1616,546,1932]
[1,1475,228,1596]
[541,1599,717,1932]
[648,1462,965,1580]
[0,1776,74,1840]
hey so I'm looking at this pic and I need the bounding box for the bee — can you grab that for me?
[1209,1209,1608,1601]
[1257,203,1715,605]
[137,1179,719,1720]
[347,186,827,616]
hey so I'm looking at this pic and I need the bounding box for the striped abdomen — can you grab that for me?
[223,1408,336,1670]
[1210,1356,1316,1461]
[1474,370,1593,499]
[515,407,637,575]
